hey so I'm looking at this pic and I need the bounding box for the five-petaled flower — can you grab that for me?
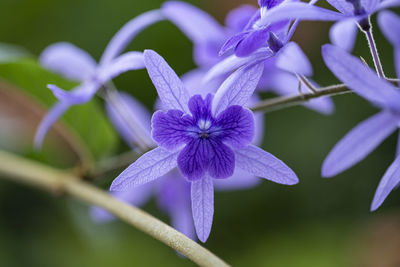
[110,49,299,242]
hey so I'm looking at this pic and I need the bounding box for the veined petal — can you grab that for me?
[91,182,154,222]
[212,62,264,116]
[188,94,213,121]
[322,111,399,177]
[151,109,193,150]
[110,147,179,191]
[40,42,97,82]
[235,144,299,185]
[371,156,400,211]
[378,11,400,47]
[34,101,71,149]
[191,174,214,243]
[97,52,145,83]
[178,139,210,180]
[214,106,254,149]
[162,1,225,44]
[100,10,164,65]
[144,50,190,113]
[275,42,313,76]
[329,19,358,52]
[259,2,346,26]
[207,139,235,179]
[322,44,400,112]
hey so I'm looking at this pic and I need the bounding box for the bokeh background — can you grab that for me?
[1,0,400,266]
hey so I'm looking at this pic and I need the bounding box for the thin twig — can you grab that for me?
[0,150,229,267]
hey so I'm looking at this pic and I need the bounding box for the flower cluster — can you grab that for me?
[35,0,400,244]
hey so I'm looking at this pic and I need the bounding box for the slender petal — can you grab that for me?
[322,111,399,177]
[213,167,261,190]
[219,31,251,56]
[100,10,164,65]
[275,42,313,76]
[377,0,400,10]
[225,5,258,32]
[371,156,400,211]
[91,182,154,222]
[378,11,400,46]
[322,44,400,112]
[258,2,346,26]
[34,102,71,149]
[327,0,357,15]
[151,109,193,150]
[40,42,96,81]
[144,50,190,113]
[329,19,358,52]
[162,1,225,43]
[235,28,271,57]
[235,144,299,185]
[214,106,254,149]
[191,174,214,243]
[212,62,264,115]
[97,52,145,83]
[110,147,179,191]
[47,82,99,104]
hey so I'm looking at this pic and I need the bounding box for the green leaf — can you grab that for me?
[0,59,118,162]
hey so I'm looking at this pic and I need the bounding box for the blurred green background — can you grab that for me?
[1,0,400,266]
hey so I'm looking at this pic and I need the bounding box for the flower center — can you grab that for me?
[345,0,366,16]
[197,119,212,139]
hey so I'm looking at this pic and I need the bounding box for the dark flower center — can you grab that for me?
[345,0,366,16]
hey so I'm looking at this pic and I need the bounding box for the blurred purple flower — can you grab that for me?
[110,50,298,242]
[321,44,400,211]
[35,10,164,149]
[378,11,400,78]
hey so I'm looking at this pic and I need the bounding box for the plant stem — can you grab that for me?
[0,150,229,267]
[365,28,385,78]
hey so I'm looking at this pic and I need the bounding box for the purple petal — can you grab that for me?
[322,44,400,112]
[235,28,271,57]
[225,5,258,32]
[162,1,225,44]
[326,0,356,15]
[396,48,400,82]
[151,109,193,150]
[322,111,399,177]
[259,0,285,9]
[259,2,346,26]
[219,31,251,56]
[193,41,222,68]
[235,144,299,185]
[191,174,214,242]
[378,11,400,47]
[144,50,190,113]
[97,52,145,83]
[110,147,179,191]
[40,42,96,81]
[47,82,99,104]
[377,0,400,10]
[105,92,153,148]
[329,19,358,52]
[361,0,380,13]
[215,106,254,149]
[212,62,264,115]
[204,48,273,84]
[213,167,261,191]
[100,10,164,65]
[397,131,400,157]
[371,155,400,211]
[91,182,154,222]
[180,69,222,96]
[188,94,213,121]
[34,102,71,149]
[275,42,313,76]
[207,139,235,179]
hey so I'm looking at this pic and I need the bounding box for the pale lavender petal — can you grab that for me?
[151,109,193,150]
[225,5,258,32]
[371,156,400,211]
[34,102,71,149]
[322,44,400,112]
[215,106,254,149]
[162,1,225,43]
[91,182,154,222]
[105,92,153,148]
[377,0,400,10]
[191,174,214,243]
[100,10,164,65]
[378,11,400,46]
[327,0,356,15]
[259,2,346,26]
[193,41,223,67]
[329,19,358,52]
[181,69,222,96]
[235,144,299,185]
[235,28,271,57]
[397,131,400,157]
[212,62,264,115]
[362,0,380,13]
[322,111,399,177]
[97,52,145,83]
[110,147,179,191]
[275,42,313,76]
[40,42,96,81]
[219,31,250,56]
[204,48,273,84]
[144,50,190,113]
[47,82,99,104]
[213,167,261,191]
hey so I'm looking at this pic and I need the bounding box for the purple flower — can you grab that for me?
[110,50,298,242]
[321,44,400,211]
[34,10,164,149]
[257,0,400,52]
